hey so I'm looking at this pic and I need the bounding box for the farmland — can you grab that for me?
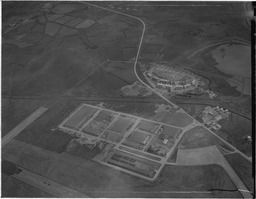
[178,126,234,153]
[217,113,252,157]
[224,153,253,192]
[1,98,48,136]
[2,1,252,198]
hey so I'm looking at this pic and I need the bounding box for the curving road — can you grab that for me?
[80,2,252,197]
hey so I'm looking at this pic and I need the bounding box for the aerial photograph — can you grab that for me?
[1,1,254,198]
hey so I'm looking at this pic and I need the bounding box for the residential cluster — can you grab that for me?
[144,65,199,94]
[201,106,230,131]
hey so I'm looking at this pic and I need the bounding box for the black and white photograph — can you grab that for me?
[1,1,254,198]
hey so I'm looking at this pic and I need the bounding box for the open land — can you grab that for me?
[2,1,252,198]
[224,153,253,193]
[1,139,242,198]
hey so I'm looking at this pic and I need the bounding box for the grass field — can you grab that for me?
[3,138,241,198]
[44,152,242,198]
[1,98,48,136]
[2,139,59,175]
[72,61,137,98]
[104,101,166,120]
[14,99,79,153]
[178,126,234,153]
[66,139,105,160]
[2,173,53,198]
[217,113,252,156]
[153,110,193,128]
[224,153,253,192]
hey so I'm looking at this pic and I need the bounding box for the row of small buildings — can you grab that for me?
[145,71,198,93]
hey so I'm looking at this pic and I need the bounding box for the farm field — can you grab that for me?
[13,99,81,153]
[153,109,193,128]
[2,173,53,198]
[10,139,240,198]
[122,130,152,150]
[71,61,139,98]
[63,105,98,130]
[1,98,48,136]
[224,153,253,192]
[178,126,234,154]
[2,1,252,198]
[137,120,160,134]
[217,113,252,157]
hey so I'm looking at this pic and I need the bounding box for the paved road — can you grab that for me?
[13,168,90,198]
[81,2,178,109]
[2,107,48,147]
[187,37,250,59]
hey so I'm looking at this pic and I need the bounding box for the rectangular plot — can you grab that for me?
[76,19,95,29]
[119,146,161,161]
[122,131,151,150]
[107,150,160,178]
[108,116,136,134]
[137,120,160,134]
[63,105,98,130]
[65,18,84,27]
[159,125,181,140]
[55,16,75,24]
[101,130,123,143]
[45,23,61,36]
[81,120,107,137]
[47,14,64,22]
[94,110,117,123]
[114,150,161,169]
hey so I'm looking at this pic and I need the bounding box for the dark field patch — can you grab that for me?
[73,68,128,97]
[15,99,79,153]
[1,99,47,136]
[217,113,252,157]
[210,78,241,96]
[72,61,137,98]
[2,139,58,175]
[105,101,165,120]
[2,40,102,96]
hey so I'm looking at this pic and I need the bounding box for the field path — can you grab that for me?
[2,107,48,147]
